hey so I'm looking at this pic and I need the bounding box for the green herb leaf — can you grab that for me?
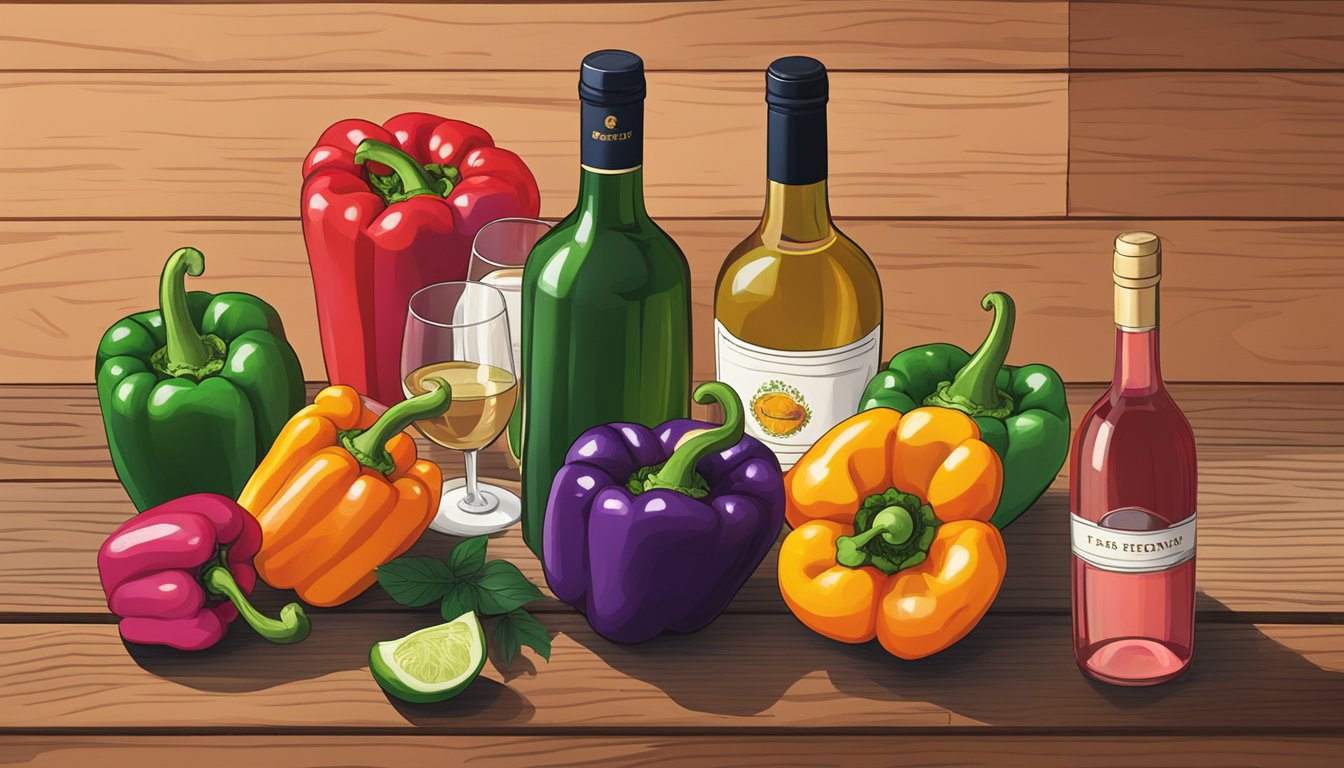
[375,557,456,607]
[439,580,479,623]
[494,609,551,666]
[471,559,543,616]
[447,536,489,579]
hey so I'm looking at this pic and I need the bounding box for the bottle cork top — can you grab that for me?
[1113,231,1161,283]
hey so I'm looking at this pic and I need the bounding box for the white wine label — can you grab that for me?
[1071,511,1196,574]
[714,320,881,470]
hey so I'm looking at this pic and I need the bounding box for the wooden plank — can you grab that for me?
[3,442,1341,616]
[1070,73,1344,218]
[4,735,1344,768]
[2,219,1340,385]
[0,1,1069,73]
[0,616,1340,731]
[1072,1,1344,70]
[4,382,1342,485]
[0,72,1067,220]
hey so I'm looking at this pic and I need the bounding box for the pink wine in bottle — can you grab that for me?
[1071,231,1197,686]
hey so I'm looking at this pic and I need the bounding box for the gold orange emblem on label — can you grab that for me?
[750,381,811,438]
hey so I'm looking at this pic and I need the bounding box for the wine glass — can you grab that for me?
[402,281,520,536]
[469,217,552,466]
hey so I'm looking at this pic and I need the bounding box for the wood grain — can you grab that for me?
[4,735,1344,768]
[0,616,1340,731]
[3,219,1340,384]
[2,442,1340,616]
[0,1,1069,72]
[1072,1,1344,70]
[5,382,1342,485]
[1070,73,1344,217]
[0,71,1067,220]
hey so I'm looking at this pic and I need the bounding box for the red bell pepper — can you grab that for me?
[301,112,540,406]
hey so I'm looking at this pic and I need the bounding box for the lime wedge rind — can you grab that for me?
[369,611,486,703]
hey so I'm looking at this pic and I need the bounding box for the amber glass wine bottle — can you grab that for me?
[713,56,882,469]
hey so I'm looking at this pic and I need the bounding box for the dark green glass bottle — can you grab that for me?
[520,50,692,558]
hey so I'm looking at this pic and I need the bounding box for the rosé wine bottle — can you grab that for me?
[1071,231,1197,686]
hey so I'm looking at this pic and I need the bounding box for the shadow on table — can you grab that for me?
[123,606,540,725]
[570,488,1344,731]
[572,593,1343,725]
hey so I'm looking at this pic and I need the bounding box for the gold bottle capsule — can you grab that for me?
[1113,231,1161,331]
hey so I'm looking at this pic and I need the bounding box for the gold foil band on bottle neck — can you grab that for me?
[1113,231,1161,331]
[580,164,641,175]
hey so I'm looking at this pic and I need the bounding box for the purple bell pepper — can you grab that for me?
[98,493,310,651]
[543,382,785,643]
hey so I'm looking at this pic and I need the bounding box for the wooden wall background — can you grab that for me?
[1,0,1342,386]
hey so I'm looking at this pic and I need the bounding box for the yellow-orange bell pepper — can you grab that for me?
[779,406,1007,659]
[238,381,451,607]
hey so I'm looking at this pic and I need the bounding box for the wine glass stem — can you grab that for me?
[463,449,482,505]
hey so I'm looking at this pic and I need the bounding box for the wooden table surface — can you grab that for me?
[4,0,1344,764]
[1,382,1341,766]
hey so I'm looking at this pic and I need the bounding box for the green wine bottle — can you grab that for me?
[520,50,692,557]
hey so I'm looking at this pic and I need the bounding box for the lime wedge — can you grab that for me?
[369,611,486,703]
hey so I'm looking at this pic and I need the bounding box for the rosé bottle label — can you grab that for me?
[714,321,881,470]
[1070,510,1196,573]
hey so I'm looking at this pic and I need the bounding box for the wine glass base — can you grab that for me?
[427,478,522,536]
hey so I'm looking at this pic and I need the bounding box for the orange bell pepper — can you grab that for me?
[778,406,1007,659]
[238,380,451,607]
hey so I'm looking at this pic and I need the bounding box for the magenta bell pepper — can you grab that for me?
[98,493,310,651]
[543,382,785,644]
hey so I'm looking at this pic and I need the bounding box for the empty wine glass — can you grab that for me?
[402,281,520,536]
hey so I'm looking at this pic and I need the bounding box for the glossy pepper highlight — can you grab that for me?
[779,407,1007,659]
[544,383,785,644]
[301,113,540,406]
[239,381,451,607]
[98,493,309,651]
[95,248,305,511]
[858,292,1068,528]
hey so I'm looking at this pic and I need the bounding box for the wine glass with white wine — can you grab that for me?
[469,217,552,468]
[402,281,520,536]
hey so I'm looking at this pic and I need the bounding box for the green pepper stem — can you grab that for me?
[835,507,914,566]
[643,382,745,496]
[203,565,309,644]
[159,248,215,373]
[940,291,1016,410]
[342,378,452,474]
[354,139,446,199]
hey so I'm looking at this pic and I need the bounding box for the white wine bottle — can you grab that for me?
[714,56,883,469]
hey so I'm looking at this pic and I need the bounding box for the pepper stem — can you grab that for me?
[341,377,452,474]
[355,139,447,200]
[840,507,914,562]
[641,382,745,497]
[835,490,939,575]
[203,565,310,644]
[925,291,1016,418]
[154,247,226,380]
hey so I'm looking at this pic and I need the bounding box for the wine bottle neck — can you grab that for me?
[760,179,834,247]
[576,167,648,225]
[768,101,826,185]
[1114,327,1163,394]
[577,91,647,224]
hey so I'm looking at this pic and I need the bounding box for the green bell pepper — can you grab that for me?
[858,292,1068,529]
[95,247,305,511]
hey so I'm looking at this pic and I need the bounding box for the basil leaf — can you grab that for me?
[471,559,543,616]
[447,536,489,579]
[375,557,455,607]
[440,580,479,623]
[495,609,551,666]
